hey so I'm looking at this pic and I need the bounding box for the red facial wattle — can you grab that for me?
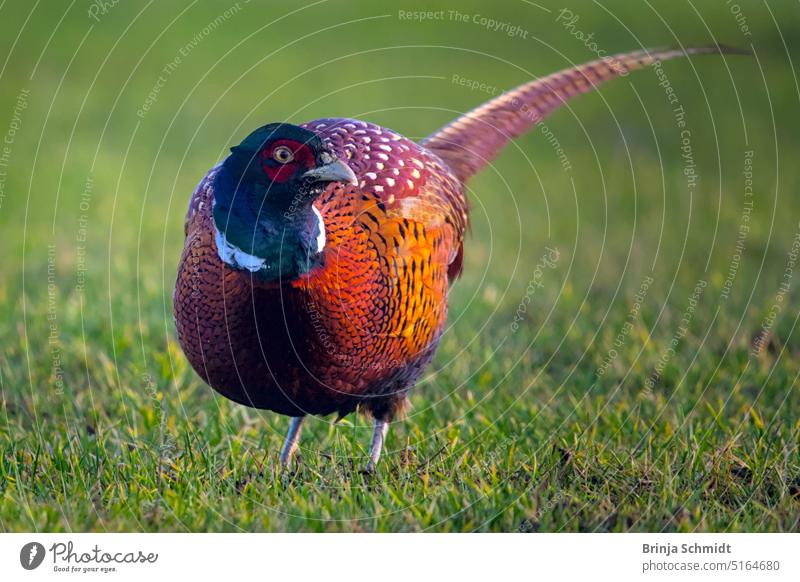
[259,139,315,183]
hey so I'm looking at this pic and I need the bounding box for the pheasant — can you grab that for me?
[174,46,743,470]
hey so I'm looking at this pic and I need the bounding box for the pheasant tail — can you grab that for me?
[422,45,749,183]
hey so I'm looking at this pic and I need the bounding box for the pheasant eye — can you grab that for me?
[272,145,294,164]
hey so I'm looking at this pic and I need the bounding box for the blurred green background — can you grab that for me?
[0,0,798,531]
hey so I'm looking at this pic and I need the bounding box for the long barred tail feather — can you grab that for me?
[422,45,750,183]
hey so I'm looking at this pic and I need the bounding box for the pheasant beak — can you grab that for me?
[302,157,358,186]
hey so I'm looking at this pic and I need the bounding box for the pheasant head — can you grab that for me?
[211,123,357,282]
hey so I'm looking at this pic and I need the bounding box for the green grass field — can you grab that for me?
[1,0,798,532]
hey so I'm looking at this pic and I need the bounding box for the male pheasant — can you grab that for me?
[174,46,743,470]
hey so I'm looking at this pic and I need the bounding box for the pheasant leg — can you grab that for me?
[365,418,389,472]
[280,416,304,466]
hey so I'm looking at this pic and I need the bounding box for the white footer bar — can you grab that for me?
[1,533,797,581]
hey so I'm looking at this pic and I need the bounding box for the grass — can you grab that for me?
[1,0,799,531]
